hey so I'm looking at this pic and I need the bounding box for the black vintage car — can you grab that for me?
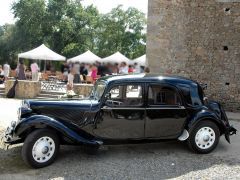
[4,74,236,168]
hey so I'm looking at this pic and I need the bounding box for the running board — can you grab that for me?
[178,129,189,141]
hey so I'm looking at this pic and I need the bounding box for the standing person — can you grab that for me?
[30,61,39,81]
[87,64,93,76]
[91,64,98,83]
[80,63,88,81]
[128,65,134,74]
[3,62,10,80]
[119,62,128,74]
[140,66,145,73]
[0,65,5,84]
[63,64,69,82]
[67,69,75,91]
[112,63,119,75]
[17,60,26,80]
[133,62,141,73]
[61,62,66,73]
[96,61,105,77]
[73,62,81,83]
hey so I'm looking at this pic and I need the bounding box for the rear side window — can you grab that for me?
[177,84,203,106]
[148,85,181,106]
[178,85,192,105]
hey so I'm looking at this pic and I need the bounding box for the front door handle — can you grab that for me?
[101,106,112,111]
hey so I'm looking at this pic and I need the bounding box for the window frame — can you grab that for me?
[146,83,184,108]
[104,83,145,108]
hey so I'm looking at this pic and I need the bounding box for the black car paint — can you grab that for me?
[5,74,236,146]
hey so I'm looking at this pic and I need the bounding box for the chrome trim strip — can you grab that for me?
[101,107,145,110]
[146,106,185,110]
[101,106,185,110]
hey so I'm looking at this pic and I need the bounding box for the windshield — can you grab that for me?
[90,81,106,100]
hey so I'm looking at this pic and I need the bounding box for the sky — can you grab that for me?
[0,0,148,26]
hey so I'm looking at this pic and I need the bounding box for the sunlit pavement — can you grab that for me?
[0,98,240,179]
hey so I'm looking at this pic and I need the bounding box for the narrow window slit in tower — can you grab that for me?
[223,46,228,51]
[224,8,231,13]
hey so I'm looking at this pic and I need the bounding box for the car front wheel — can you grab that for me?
[188,121,220,154]
[22,129,59,168]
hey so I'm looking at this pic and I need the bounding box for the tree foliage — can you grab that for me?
[0,0,146,67]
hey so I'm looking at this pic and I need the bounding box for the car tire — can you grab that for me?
[21,129,60,168]
[187,120,220,154]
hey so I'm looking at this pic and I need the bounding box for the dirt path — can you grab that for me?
[0,121,239,179]
[0,99,240,179]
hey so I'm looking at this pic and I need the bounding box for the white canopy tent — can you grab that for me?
[67,50,101,64]
[18,44,66,61]
[133,54,146,66]
[102,52,130,64]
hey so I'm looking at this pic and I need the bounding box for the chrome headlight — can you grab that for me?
[17,100,31,121]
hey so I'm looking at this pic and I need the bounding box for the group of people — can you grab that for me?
[62,61,149,90]
[0,62,10,84]
[15,60,40,81]
[0,60,149,91]
[0,60,40,84]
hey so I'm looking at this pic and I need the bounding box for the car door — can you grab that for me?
[145,83,188,139]
[93,83,145,139]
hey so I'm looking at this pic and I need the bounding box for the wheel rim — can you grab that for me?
[195,127,215,150]
[32,136,55,163]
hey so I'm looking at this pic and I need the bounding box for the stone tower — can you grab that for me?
[147,0,240,110]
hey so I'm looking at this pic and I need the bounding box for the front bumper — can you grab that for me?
[4,125,22,145]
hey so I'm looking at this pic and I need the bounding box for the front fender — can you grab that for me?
[14,115,100,146]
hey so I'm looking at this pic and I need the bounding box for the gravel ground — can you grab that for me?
[0,99,240,179]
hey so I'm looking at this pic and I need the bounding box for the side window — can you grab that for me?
[148,85,181,106]
[106,85,143,107]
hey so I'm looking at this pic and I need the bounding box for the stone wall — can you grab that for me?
[147,0,240,111]
[73,84,93,98]
[5,80,41,99]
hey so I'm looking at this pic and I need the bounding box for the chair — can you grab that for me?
[10,70,17,78]
[57,74,64,81]
[86,76,93,84]
[41,73,49,81]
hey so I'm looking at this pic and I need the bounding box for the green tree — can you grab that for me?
[96,6,146,59]
[0,1,147,67]
[0,24,19,67]
[12,0,47,50]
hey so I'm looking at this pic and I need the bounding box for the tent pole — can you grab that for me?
[44,60,46,72]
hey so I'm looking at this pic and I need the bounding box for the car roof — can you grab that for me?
[99,73,198,87]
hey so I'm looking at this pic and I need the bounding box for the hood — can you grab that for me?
[23,98,98,124]
[27,98,93,110]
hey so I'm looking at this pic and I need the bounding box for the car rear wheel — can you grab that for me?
[187,121,220,154]
[22,129,59,168]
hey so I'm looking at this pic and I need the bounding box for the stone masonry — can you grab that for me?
[147,0,240,111]
[5,80,41,99]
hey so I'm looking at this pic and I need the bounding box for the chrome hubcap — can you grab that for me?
[195,127,215,149]
[32,136,55,163]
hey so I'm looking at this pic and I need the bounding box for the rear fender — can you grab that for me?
[14,115,100,146]
[187,110,226,134]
